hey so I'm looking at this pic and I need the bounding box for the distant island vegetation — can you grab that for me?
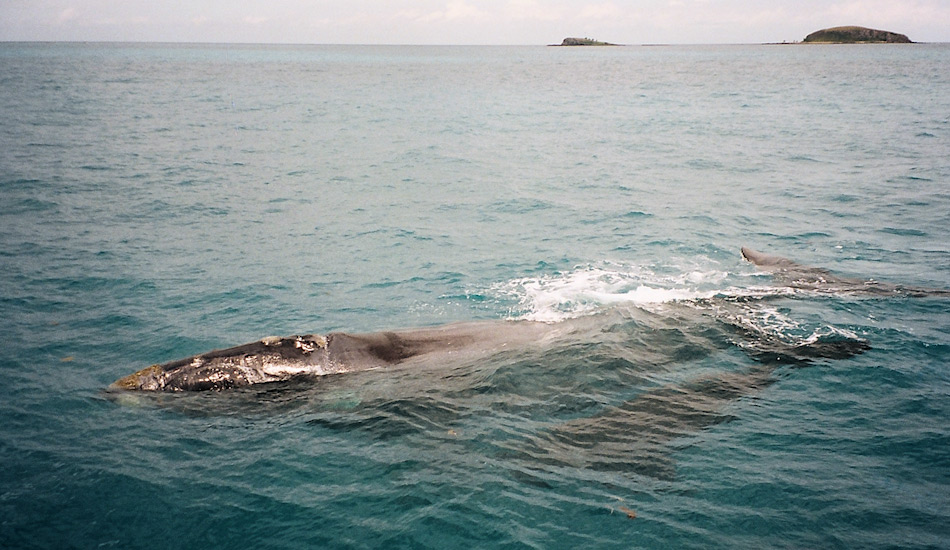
[552,37,619,46]
[802,26,912,43]
[550,26,914,47]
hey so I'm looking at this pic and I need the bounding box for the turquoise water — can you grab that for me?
[1,42,949,548]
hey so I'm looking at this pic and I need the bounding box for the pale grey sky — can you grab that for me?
[1,0,948,45]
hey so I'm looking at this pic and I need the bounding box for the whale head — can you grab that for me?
[110,364,165,391]
[110,335,334,392]
[110,356,272,392]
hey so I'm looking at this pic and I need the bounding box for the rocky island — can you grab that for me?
[803,26,912,43]
[553,37,619,46]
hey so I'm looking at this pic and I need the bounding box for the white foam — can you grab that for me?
[493,263,733,322]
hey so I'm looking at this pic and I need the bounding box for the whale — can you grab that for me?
[110,320,568,392]
[111,247,934,393]
[740,246,949,297]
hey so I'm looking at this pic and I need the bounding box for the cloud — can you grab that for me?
[414,1,490,24]
[505,0,566,22]
[57,7,79,24]
[822,0,949,26]
[577,2,627,21]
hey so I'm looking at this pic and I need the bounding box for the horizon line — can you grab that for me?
[2,39,945,47]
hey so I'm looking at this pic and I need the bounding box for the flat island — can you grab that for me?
[803,26,912,43]
[552,37,620,46]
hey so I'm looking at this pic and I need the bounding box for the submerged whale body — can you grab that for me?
[111,247,935,393]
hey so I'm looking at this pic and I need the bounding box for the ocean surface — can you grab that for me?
[1,42,949,549]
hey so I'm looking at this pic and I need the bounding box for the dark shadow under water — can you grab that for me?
[109,295,871,483]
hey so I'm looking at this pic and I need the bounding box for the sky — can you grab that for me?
[1,0,948,45]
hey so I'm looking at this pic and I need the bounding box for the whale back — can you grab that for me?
[740,247,802,269]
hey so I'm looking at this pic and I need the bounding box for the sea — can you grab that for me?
[1,42,948,549]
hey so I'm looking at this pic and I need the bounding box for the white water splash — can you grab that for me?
[493,262,738,322]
